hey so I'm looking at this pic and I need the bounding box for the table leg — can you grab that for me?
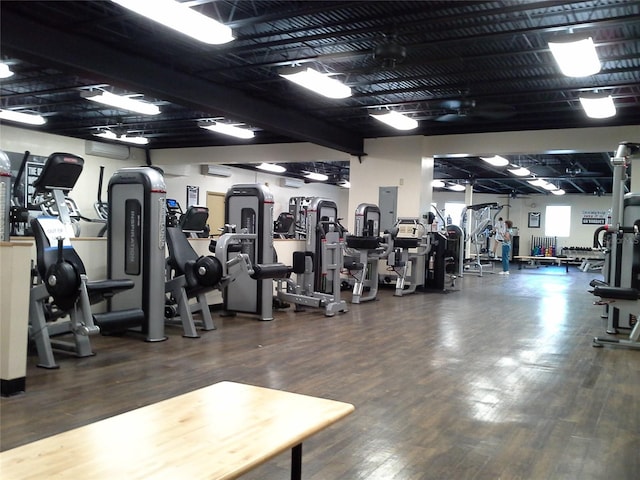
[291,443,302,480]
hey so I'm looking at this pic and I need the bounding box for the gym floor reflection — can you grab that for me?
[1,266,638,479]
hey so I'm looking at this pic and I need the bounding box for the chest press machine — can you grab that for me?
[28,154,140,368]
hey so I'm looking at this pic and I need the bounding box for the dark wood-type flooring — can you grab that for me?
[2,266,639,479]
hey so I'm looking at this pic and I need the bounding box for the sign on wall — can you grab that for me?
[581,209,609,225]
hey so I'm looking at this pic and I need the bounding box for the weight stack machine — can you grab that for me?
[305,197,342,294]
[107,167,167,341]
[222,184,275,320]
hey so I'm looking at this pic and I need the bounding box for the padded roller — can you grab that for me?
[346,235,381,250]
[86,279,135,295]
[592,286,640,300]
[93,308,145,331]
[250,263,292,279]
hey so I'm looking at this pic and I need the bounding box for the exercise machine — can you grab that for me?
[304,197,345,295]
[165,226,223,337]
[107,167,167,341]
[461,202,503,276]
[424,212,462,291]
[166,198,210,238]
[344,203,394,303]
[590,285,640,350]
[590,142,640,340]
[288,196,311,239]
[215,184,276,321]
[384,217,430,296]
[274,196,347,316]
[0,150,10,241]
[27,153,137,368]
[274,211,296,238]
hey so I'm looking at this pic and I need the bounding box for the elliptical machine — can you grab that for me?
[28,153,139,368]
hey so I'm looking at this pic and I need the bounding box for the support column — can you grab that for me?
[1,241,33,396]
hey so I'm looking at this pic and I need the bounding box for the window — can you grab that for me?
[444,202,466,226]
[545,205,571,237]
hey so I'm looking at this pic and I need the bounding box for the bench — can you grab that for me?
[0,381,355,479]
[514,255,575,273]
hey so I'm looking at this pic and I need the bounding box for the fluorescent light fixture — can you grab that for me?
[111,0,234,44]
[542,182,559,191]
[579,92,616,119]
[304,171,329,182]
[199,121,254,139]
[507,165,530,176]
[551,189,566,196]
[370,111,418,130]
[0,109,46,125]
[257,163,286,173]
[432,180,445,188]
[481,155,509,167]
[548,35,600,77]
[280,67,351,99]
[0,63,14,79]
[527,178,549,187]
[94,130,149,145]
[447,183,466,192]
[82,90,160,115]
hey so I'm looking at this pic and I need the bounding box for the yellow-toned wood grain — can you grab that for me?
[0,381,354,480]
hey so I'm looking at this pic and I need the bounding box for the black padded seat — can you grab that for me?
[394,237,420,249]
[86,279,134,302]
[345,235,380,250]
[250,263,292,279]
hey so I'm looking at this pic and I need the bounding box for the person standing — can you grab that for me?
[498,220,513,274]
[491,217,505,258]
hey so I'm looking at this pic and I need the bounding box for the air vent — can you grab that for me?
[279,177,304,188]
[201,164,232,177]
[84,140,130,160]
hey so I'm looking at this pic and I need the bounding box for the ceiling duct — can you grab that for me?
[84,140,130,160]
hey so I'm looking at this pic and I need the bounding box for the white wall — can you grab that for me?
[2,123,636,239]
[0,126,349,235]
[432,190,612,253]
[348,135,425,228]
[151,146,349,224]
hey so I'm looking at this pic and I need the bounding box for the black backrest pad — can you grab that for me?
[32,153,84,194]
[166,227,199,274]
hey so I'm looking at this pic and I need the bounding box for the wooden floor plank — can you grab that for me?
[2,266,639,479]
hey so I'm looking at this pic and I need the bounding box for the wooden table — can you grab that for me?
[0,381,355,480]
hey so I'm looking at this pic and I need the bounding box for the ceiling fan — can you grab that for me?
[432,99,516,122]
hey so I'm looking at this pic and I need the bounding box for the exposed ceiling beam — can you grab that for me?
[0,10,365,156]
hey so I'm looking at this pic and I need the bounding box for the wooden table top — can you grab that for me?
[0,381,355,480]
